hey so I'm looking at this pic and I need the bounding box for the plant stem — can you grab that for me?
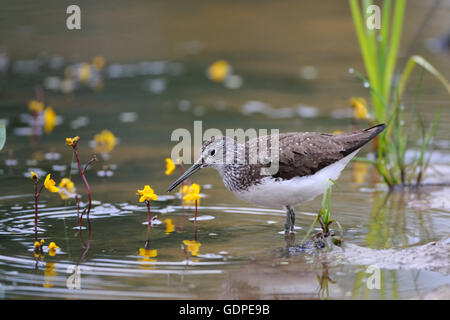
[194,199,198,239]
[72,142,93,217]
[146,200,152,226]
[194,200,198,222]
[34,179,38,241]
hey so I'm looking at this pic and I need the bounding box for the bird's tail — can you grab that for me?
[339,123,387,156]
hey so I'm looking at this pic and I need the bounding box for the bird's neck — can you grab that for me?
[219,163,263,193]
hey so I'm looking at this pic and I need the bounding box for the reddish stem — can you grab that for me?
[34,180,38,241]
[75,195,82,228]
[146,200,152,226]
[194,200,198,241]
[194,200,198,221]
[73,143,93,217]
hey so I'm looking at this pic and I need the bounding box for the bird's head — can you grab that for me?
[167,136,239,192]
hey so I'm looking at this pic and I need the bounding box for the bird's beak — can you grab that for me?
[167,163,203,192]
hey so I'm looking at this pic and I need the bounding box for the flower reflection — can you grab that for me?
[165,218,175,234]
[43,262,56,288]
[352,162,369,184]
[138,247,158,269]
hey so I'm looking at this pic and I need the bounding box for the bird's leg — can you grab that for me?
[284,206,291,231]
[284,205,296,233]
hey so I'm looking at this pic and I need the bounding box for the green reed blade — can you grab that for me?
[0,124,5,151]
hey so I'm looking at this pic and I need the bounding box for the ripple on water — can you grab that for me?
[188,215,215,221]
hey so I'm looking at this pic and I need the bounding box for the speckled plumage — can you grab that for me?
[208,124,386,194]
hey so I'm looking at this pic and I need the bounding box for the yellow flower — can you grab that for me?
[44,107,57,134]
[332,130,343,135]
[137,185,158,203]
[48,242,59,257]
[137,248,157,268]
[65,136,80,146]
[165,158,176,175]
[59,178,74,192]
[207,60,231,82]
[34,241,41,248]
[92,56,106,70]
[183,240,201,256]
[349,97,368,120]
[165,218,175,234]
[58,178,75,200]
[93,129,116,153]
[138,248,158,258]
[183,183,201,204]
[44,174,60,193]
[179,184,189,196]
[28,100,44,113]
[78,62,91,83]
[30,171,38,180]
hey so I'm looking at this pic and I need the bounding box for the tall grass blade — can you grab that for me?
[0,124,5,151]
[398,55,450,98]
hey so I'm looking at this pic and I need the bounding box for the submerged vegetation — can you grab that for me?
[349,0,450,187]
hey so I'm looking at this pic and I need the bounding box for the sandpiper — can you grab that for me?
[168,124,386,232]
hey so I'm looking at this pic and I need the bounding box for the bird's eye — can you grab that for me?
[209,149,216,156]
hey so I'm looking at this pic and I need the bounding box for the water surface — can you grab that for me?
[0,0,449,299]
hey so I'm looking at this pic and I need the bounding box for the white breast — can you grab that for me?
[232,150,359,208]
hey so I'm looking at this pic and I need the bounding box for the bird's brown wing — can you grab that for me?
[263,124,386,180]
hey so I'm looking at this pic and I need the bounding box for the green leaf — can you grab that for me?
[398,55,450,98]
[0,124,5,151]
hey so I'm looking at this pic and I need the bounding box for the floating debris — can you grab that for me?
[70,116,89,130]
[44,152,61,161]
[296,105,319,118]
[97,167,114,177]
[178,100,191,112]
[224,74,243,89]
[119,112,138,123]
[52,165,67,172]
[145,78,167,94]
[241,100,272,116]
[300,65,318,80]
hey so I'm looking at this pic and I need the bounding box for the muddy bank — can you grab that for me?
[325,237,450,275]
